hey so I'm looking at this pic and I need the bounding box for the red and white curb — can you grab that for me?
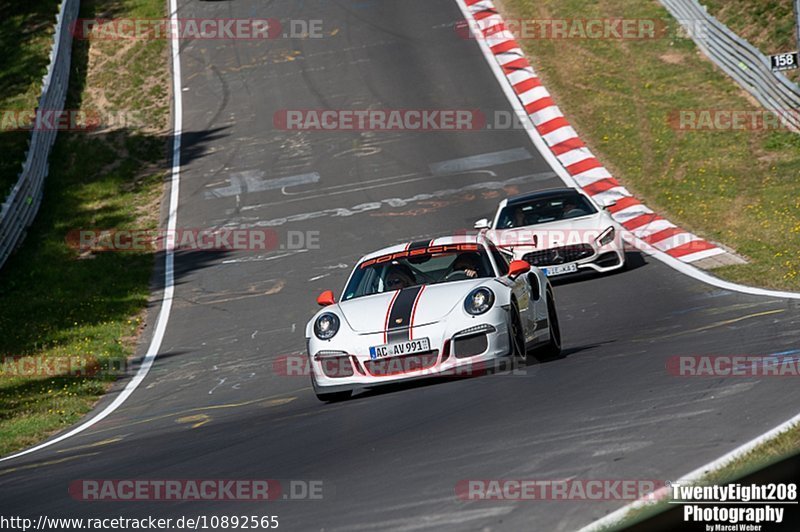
[461,0,735,266]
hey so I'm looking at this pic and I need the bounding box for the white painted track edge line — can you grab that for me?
[0,0,183,463]
[576,413,800,532]
[453,0,800,300]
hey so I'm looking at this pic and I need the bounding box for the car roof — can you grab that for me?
[504,187,584,207]
[359,235,484,262]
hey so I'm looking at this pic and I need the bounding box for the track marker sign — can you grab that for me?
[770,51,799,72]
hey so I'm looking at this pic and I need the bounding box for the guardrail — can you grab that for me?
[795,0,800,55]
[660,0,800,132]
[0,0,80,270]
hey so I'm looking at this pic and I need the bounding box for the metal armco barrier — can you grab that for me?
[660,0,800,132]
[0,0,80,270]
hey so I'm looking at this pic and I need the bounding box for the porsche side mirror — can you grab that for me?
[474,218,490,230]
[317,290,335,307]
[602,200,617,210]
[508,260,531,280]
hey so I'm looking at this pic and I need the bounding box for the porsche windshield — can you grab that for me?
[342,245,494,301]
[496,192,598,229]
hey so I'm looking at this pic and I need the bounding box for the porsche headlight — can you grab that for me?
[464,287,495,316]
[597,227,615,247]
[314,313,340,340]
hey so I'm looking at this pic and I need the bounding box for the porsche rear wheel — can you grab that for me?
[538,291,562,360]
[509,300,526,360]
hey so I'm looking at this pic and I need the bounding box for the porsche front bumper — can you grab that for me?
[308,307,513,393]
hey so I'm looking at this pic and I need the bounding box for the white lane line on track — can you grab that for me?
[204,171,321,199]
[221,249,309,265]
[221,172,557,229]
[233,145,537,214]
[234,164,504,214]
[233,172,426,213]
[452,0,800,300]
[428,147,532,175]
[0,0,184,463]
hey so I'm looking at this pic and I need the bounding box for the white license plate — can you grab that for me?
[542,263,578,277]
[369,338,430,360]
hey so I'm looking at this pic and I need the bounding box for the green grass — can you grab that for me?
[705,424,800,483]
[0,0,63,197]
[0,0,169,457]
[501,0,800,290]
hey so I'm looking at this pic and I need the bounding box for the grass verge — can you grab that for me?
[0,0,169,457]
[498,0,800,291]
[0,0,63,197]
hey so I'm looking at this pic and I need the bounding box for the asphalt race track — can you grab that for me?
[2,1,800,530]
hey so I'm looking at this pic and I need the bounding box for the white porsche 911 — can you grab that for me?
[305,235,561,402]
[475,188,626,277]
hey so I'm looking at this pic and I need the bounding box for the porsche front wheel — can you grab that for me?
[311,377,353,403]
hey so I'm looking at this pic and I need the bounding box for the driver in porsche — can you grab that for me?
[451,252,483,279]
[384,263,416,290]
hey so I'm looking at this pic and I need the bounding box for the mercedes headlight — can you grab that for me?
[597,227,615,247]
[464,287,495,316]
[314,313,340,340]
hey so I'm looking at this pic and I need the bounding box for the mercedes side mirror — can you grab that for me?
[474,218,490,230]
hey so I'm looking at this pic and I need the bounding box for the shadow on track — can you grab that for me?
[342,342,604,402]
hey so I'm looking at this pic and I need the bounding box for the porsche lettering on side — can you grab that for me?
[475,188,626,277]
[305,235,561,402]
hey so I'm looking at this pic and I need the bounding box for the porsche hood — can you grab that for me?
[336,279,489,334]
